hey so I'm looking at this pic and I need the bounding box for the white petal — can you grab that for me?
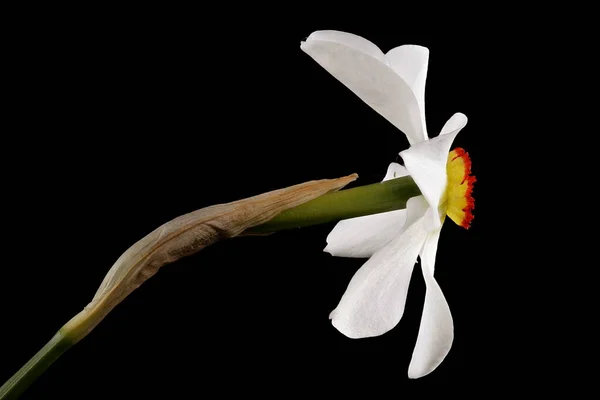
[440,112,468,136]
[330,196,430,338]
[399,113,467,230]
[324,163,409,258]
[301,30,426,144]
[303,30,387,63]
[382,162,409,181]
[324,210,407,258]
[386,45,429,137]
[408,229,454,378]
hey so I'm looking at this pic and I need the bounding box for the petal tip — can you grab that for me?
[406,44,430,54]
[455,112,468,125]
[331,317,363,339]
[407,362,436,379]
[407,369,427,379]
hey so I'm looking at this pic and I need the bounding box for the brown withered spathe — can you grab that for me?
[61,173,358,342]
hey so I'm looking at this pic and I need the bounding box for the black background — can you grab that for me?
[1,6,557,398]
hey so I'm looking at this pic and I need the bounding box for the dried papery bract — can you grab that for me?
[61,173,358,343]
[1,174,362,399]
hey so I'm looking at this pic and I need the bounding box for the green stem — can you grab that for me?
[248,175,420,233]
[0,332,74,400]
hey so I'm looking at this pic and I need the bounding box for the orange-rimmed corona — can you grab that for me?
[442,148,476,229]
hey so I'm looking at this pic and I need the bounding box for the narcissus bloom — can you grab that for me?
[301,31,476,378]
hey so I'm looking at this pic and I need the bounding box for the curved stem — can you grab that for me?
[0,175,420,399]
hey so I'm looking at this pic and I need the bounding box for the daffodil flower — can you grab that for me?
[0,30,482,399]
[301,30,476,378]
